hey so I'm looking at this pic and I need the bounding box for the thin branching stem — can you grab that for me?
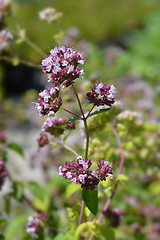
[62,108,82,119]
[86,105,94,119]
[72,84,85,119]
[63,144,78,157]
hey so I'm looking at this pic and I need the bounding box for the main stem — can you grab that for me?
[72,84,90,226]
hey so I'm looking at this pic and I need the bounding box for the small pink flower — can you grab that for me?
[59,156,113,190]
[35,87,62,116]
[37,133,49,148]
[86,83,117,107]
[42,47,84,88]
[26,212,47,239]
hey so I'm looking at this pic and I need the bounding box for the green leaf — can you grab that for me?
[3,195,11,214]
[99,225,115,240]
[5,215,27,240]
[82,189,98,216]
[0,151,8,162]
[27,181,44,200]
[12,181,23,201]
[0,234,5,240]
[117,174,128,182]
[54,232,75,240]
[7,143,24,158]
[0,218,7,227]
[66,183,80,198]
[60,116,80,127]
[51,143,62,149]
[63,133,69,142]
[88,108,111,118]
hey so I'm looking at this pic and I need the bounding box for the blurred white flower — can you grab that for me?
[0,29,13,51]
[39,7,63,23]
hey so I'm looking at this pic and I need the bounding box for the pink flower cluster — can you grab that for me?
[36,87,62,117]
[26,212,47,239]
[59,156,113,190]
[42,117,76,136]
[0,157,7,190]
[86,83,117,107]
[37,133,49,148]
[42,46,84,88]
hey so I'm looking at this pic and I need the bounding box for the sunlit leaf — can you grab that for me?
[66,183,80,198]
[27,181,44,200]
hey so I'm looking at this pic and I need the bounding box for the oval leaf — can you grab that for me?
[82,188,98,216]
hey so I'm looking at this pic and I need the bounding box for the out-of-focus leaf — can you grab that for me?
[117,174,128,182]
[63,133,69,142]
[27,181,44,200]
[3,195,11,214]
[51,143,62,149]
[149,181,160,195]
[54,232,75,240]
[32,198,47,212]
[5,215,27,240]
[0,218,7,227]
[66,183,80,198]
[82,189,98,216]
[88,108,111,118]
[7,143,24,158]
[0,234,5,240]
[99,225,115,240]
[12,181,23,201]
[0,151,8,162]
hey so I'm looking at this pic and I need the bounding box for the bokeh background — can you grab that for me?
[0,0,160,239]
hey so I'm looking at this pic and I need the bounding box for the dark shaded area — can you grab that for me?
[3,63,44,97]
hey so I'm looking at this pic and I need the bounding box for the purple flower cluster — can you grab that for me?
[37,133,49,148]
[35,87,62,117]
[42,117,76,136]
[42,46,84,88]
[86,83,117,107]
[26,212,47,239]
[59,156,113,190]
[0,157,7,190]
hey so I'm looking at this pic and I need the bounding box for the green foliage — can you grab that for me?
[82,189,98,216]
[7,142,24,158]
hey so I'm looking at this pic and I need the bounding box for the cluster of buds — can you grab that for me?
[42,117,76,137]
[39,7,63,23]
[35,87,62,117]
[59,156,113,190]
[26,212,47,239]
[86,83,117,107]
[37,133,49,148]
[41,46,84,88]
[0,157,7,190]
[0,29,13,51]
